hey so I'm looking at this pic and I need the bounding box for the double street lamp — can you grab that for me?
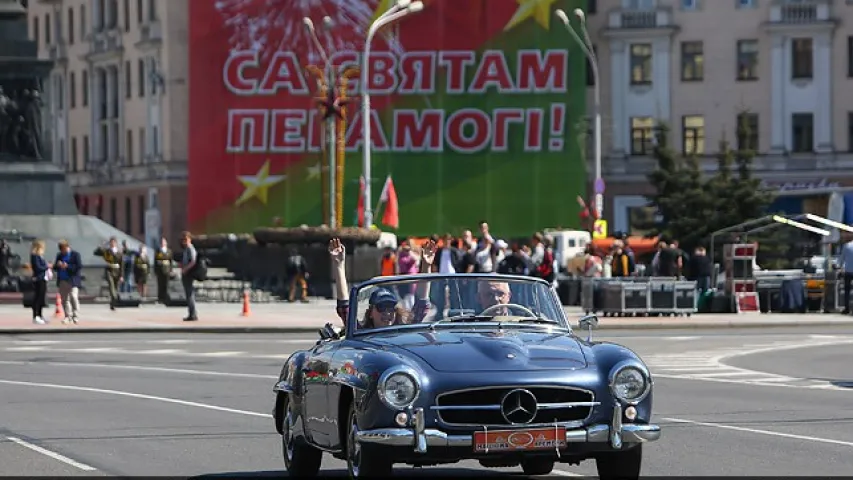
[555,8,603,220]
[361,0,424,228]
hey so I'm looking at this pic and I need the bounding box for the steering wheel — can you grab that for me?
[480,303,538,318]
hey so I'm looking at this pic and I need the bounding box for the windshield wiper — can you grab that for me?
[431,314,496,326]
[515,317,559,325]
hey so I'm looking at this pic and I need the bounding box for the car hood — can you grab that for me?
[366,329,589,372]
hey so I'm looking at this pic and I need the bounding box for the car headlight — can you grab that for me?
[379,371,419,409]
[610,366,648,402]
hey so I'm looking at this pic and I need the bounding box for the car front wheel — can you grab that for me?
[595,443,642,479]
[346,402,393,477]
[281,395,322,476]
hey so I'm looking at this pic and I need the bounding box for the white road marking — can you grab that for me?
[0,360,278,379]
[3,338,314,346]
[134,349,185,355]
[5,346,48,352]
[664,417,853,448]
[663,336,699,340]
[198,351,246,357]
[551,468,587,477]
[72,348,121,353]
[0,379,271,418]
[5,436,97,471]
[0,346,296,361]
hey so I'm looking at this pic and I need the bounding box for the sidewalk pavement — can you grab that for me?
[2,300,853,334]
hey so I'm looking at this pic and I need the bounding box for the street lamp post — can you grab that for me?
[556,8,603,220]
[361,0,424,228]
[303,16,337,227]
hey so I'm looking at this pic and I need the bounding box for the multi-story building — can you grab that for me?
[583,0,853,235]
[26,0,188,245]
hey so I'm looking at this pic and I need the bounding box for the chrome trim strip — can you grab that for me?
[355,424,662,449]
[611,404,623,449]
[434,385,596,427]
[414,408,426,453]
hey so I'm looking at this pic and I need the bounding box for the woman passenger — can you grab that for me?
[329,237,436,329]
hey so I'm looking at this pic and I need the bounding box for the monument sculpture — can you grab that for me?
[0,86,44,160]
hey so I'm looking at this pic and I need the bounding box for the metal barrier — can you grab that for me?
[581,277,697,317]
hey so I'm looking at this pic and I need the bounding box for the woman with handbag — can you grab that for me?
[29,239,52,325]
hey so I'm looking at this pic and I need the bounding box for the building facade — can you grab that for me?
[583,0,853,235]
[26,0,188,245]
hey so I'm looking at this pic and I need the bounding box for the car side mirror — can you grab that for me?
[318,323,340,341]
[578,314,599,342]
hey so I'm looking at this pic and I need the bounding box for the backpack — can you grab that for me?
[192,255,209,281]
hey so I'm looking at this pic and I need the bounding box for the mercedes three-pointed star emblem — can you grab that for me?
[500,388,538,425]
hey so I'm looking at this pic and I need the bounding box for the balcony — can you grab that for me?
[48,42,67,63]
[72,158,187,188]
[602,6,678,37]
[764,0,836,31]
[137,21,163,47]
[86,29,123,62]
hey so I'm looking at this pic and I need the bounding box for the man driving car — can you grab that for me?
[476,281,511,315]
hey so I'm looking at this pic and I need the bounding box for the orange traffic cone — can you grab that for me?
[241,291,251,317]
[54,293,64,318]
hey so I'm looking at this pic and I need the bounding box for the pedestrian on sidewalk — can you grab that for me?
[53,239,82,324]
[839,235,853,314]
[29,240,51,325]
[154,236,174,304]
[179,231,199,321]
[94,237,123,311]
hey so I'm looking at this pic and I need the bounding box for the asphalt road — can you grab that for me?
[2,326,853,477]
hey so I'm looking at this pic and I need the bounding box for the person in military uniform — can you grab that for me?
[154,237,173,304]
[134,245,151,299]
[94,237,122,310]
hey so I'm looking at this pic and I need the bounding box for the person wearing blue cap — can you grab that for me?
[329,237,436,330]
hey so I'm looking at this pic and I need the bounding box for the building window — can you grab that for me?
[681,41,703,81]
[138,58,145,97]
[139,127,146,160]
[82,70,89,106]
[629,44,652,85]
[848,37,853,77]
[126,129,133,165]
[736,0,755,7]
[152,126,159,155]
[682,115,705,155]
[138,195,145,235]
[59,139,66,168]
[107,0,118,29]
[148,0,157,21]
[124,0,130,31]
[736,40,758,81]
[71,137,78,172]
[630,117,655,156]
[80,5,87,38]
[586,44,597,87]
[125,61,131,98]
[45,13,51,45]
[110,197,118,227]
[55,75,64,111]
[83,135,90,166]
[137,0,143,23]
[791,113,814,153]
[125,197,132,233]
[681,0,698,10]
[32,16,39,48]
[587,0,597,14]
[736,113,758,151]
[69,72,76,109]
[848,112,853,152]
[100,124,108,160]
[68,7,75,44]
[791,38,813,79]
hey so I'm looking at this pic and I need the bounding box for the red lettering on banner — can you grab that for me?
[491,108,525,151]
[393,109,444,152]
[398,52,437,95]
[525,108,544,152]
[446,109,490,153]
[516,50,567,93]
[257,52,308,95]
[223,51,260,96]
[438,51,476,94]
[269,110,307,153]
[469,50,515,94]
[366,52,398,94]
[226,109,269,153]
[346,109,390,151]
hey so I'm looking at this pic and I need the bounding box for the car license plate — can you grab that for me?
[473,427,567,452]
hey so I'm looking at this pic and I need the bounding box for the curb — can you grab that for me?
[2,320,853,335]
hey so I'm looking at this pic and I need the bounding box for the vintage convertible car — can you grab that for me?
[271,273,660,478]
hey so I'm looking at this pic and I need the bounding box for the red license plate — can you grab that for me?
[473,427,567,452]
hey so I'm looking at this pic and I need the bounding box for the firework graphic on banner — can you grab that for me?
[214,0,406,63]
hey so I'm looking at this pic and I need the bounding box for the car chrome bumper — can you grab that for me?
[356,407,661,453]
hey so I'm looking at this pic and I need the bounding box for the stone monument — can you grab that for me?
[0,0,77,215]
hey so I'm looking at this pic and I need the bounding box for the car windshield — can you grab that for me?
[351,275,568,333]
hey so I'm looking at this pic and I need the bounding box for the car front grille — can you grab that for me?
[433,386,596,427]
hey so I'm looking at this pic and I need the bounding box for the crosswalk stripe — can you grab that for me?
[199,351,245,357]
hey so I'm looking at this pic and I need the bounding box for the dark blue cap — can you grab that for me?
[369,288,398,306]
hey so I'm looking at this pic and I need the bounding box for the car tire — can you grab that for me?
[281,395,322,476]
[346,402,393,477]
[595,444,642,479]
[520,458,555,475]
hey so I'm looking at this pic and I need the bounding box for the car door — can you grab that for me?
[302,338,338,448]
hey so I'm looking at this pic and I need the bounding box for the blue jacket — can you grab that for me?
[53,250,83,288]
[30,253,49,281]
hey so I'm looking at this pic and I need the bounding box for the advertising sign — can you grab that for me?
[189,0,588,237]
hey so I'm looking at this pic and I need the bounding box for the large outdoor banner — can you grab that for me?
[188,0,588,237]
